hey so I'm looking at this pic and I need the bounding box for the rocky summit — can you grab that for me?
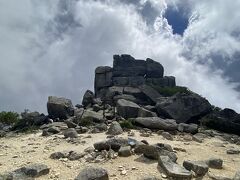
[1,54,240,180]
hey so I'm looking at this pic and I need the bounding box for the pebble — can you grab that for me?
[121,170,127,175]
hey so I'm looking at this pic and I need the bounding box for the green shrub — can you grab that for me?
[79,117,93,126]
[119,119,134,129]
[150,85,190,97]
[0,111,19,125]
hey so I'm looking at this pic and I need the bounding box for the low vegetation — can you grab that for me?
[150,85,191,97]
[119,119,134,129]
[0,111,19,125]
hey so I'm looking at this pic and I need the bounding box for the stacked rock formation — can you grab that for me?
[94,54,175,105]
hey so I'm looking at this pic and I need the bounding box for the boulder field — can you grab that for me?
[1,54,240,180]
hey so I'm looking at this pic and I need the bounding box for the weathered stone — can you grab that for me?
[107,121,123,135]
[178,123,198,134]
[118,146,131,157]
[134,117,177,131]
[21,164,50,178]
[94,138,128,152]
[50,151,69,159]
[134,144,177,161]
[156,92,212,123]
[158,156,192,179]
[146,58,164,78]
[201,108,240,135]
[227,149,240,154]
[206,158,223,169]
[95,123,108,132]
[92,104,102,112]
[116,99,140,119]
[139,85,162,104]
[75,167,109,180]
[183,160,208,176]
[138,108,157,117]
[68,151,84,161]
[64,119,77,128]
[161,132,173,141]
[95,66,113,97]
[114,94,138,104]
[81,110,104,124]
[113,54,146,77]
[82,90,94,107]
[64,128,78,138]
[47,96,74,119]
[112,77,129,86]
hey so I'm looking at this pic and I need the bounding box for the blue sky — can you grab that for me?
[0,0,240,113]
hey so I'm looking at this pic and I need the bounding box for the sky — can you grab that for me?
[0,0,240,113]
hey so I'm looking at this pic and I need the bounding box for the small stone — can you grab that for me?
[227,149,240,154]
[162,132,173,141]
[118,146,131,157]
[74,167,109,180]
[64,128,78,138]
[121,170,127,175]
[161,173,167,178]
[206,158,223,169]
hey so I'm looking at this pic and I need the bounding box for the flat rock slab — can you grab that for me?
[21,164,50,177]
[183,160,209,176]
[75,167,109,180]
[158,156,192,179]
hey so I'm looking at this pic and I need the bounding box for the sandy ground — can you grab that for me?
[0,130,240,180]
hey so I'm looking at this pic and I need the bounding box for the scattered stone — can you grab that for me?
[107,121,123,135]
[21,163,50,177]
[178,123,198,134]
[161,132,173,141]
[75,167,109,180]
[158,156,192,179]
[134,117,177,131]
[50,152,68,159]
[64,128,78,138]
[227,149,240,154]
[134,144,177,162]
[68,151,84,161]
[64,119,77,128]
[118,146,131,157]
[206,158,223,169]
[183,160,208,176]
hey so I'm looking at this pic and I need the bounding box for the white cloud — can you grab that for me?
[0,0,240,113]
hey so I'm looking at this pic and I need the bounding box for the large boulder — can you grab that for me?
[75,167,109,180]
[47,96,74,119]
[146,58,164,78]
[134,117,178,131]
[107,121,123,135]
[139,85,162,104]
[82,90,94,107]
[156,92,212,123]
[113,54,146,77]
[201,108,240,135]
[116,99,141,119]
[94,66,113,97]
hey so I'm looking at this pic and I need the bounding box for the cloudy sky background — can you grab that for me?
[0,0,240,113]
